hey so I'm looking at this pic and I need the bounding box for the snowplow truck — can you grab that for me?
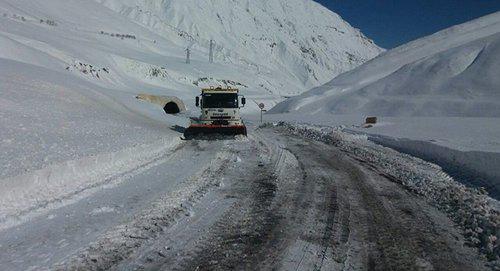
[184,87,247,138]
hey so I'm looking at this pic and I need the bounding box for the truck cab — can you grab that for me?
[195,87,246,126]
[184,87,247,138]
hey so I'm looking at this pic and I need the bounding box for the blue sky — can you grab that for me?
[315,0,500,48]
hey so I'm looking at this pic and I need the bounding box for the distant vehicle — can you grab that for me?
[183,87,247,138]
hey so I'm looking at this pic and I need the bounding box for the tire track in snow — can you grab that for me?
[32,128,492,271]
[156,128,489,270]
[52,140,233,270]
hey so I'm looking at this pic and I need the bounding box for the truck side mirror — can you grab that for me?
[241,97,246,106]
[195,96,200,107]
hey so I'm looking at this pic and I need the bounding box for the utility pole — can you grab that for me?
[186,48,191,64]
[209,39,214,63]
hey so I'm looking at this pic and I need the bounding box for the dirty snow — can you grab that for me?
[270,122,500,264]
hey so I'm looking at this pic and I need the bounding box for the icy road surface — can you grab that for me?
[0,128,489,270]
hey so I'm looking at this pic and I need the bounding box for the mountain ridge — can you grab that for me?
[271,11,500,117]
[96,0,383,92]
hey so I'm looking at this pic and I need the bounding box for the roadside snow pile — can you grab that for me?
[270,122,500,264]
[0,58,187,229]
[364,129,500,200]
[0,137,181,230]
[260,113,500,201]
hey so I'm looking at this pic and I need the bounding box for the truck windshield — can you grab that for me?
[202,93,238,108]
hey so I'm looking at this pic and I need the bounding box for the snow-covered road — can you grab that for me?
[0,127,491,270]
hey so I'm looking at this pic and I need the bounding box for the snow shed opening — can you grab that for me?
[136,94,186,115]
[164,102,180,114]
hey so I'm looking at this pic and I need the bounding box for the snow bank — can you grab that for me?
[0,137,181,229]
[0,57,184,228]
[366,134,500,199]
[260,111,500,202]
[269,122,500,264]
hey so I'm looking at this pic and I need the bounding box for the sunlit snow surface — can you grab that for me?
[273,12,500,117]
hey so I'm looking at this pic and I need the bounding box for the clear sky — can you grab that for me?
[315,0,500,49]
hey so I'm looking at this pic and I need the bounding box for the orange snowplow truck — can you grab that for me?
[184,87,247,138]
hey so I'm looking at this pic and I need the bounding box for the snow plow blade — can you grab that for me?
[183,125,247,139]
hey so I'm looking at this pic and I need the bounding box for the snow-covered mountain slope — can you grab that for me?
[0,0,381,115]
[271,12,500,117]
[96,0,382,94]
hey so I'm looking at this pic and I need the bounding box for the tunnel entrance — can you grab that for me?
[164,102,181,114]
